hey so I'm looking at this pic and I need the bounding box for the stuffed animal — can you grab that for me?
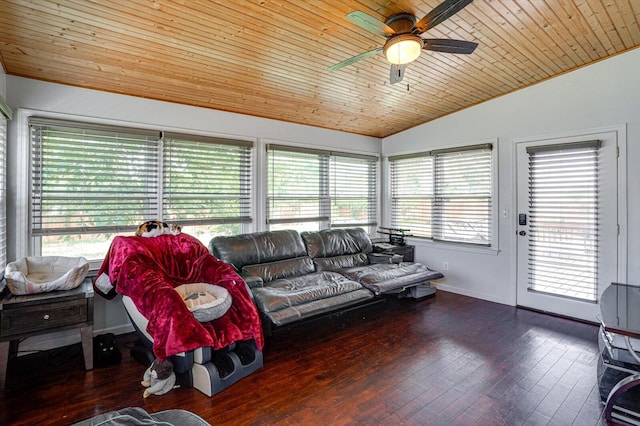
[140,359,178,398]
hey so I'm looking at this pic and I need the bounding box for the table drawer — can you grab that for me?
[1,298,89,338]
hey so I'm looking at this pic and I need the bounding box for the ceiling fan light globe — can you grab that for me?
[384,35,422,65]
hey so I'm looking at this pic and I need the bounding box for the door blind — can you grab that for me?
[526,141,600,301]
[330,153,377,230]
[389,153,433,238]
[433,145,492,245]
[162,133,252,226]
[30,119,161,235]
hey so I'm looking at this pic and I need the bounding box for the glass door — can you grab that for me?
[516,131,620,322]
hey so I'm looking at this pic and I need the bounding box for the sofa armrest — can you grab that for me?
[241,274,264,289]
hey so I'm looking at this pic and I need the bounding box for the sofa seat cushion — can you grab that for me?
[340,263,444,295]
[253,271,365,314]
[264,289,374,326]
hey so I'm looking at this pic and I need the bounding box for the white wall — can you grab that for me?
[383,47,640,305]
[4,78,380,348]
[0,66,6,99]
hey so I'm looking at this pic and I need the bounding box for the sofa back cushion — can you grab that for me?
[302,228,373,258]
[209,229,308,271]
[301,228,373,274]
[313,253,369,271]
[242,257,315,283]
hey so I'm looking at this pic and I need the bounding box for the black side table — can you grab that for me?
[598,282,640,424]
[0,278,94,390]
[373,244,415,262]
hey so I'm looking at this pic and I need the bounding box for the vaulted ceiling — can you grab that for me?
[1,1,639,137]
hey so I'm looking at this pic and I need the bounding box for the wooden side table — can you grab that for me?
[0,278,94,390]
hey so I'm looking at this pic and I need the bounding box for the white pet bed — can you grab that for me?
[175,283,232,323]
[5,256,89,295]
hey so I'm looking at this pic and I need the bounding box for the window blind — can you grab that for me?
[330,153,377,231]
[162,133,252,226]
[266,145,330,227]
[526,141,600,301]
[433,145,492,245]
[0,114,7,269]
[30,119,161,235]
[389,153,433,238]
[266,145,378,232]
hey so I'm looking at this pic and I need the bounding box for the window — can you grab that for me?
[0,97,10,270]
[389,144,493,246]
[29,118,253,262]
[433,146,493,245]
[330,153,377,232]
[389,153,433,238]
[266,146,329,232]
[266,144,377,233]
[163,132,252,243]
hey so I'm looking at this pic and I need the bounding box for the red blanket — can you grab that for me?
[95,233,264,360]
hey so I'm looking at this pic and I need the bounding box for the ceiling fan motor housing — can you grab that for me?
[385,12,417,33]
[383,13,423,65]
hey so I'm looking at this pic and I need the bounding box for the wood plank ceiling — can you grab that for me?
[0,1,639,138]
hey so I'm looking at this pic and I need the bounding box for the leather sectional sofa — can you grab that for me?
[209,228,443,334]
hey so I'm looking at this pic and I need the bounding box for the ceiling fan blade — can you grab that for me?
[413,0,473,34]
[345,11,395,38]
[390,64,405,84]
[423,39,478,54]
[328,47,383,71]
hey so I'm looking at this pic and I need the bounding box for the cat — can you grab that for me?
[93,333,122,367]
[135,220,182,237]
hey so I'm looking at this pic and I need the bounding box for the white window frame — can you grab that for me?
[266,144,331,231]
[329,152,378,232]
[0,96,11,271]
[15,109,255,264]
[384,138,499,252]
[263,140,380,235]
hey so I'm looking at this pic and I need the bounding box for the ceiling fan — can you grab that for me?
[329,0,478,84]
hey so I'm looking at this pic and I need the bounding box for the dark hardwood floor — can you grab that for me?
[0,291,607,425]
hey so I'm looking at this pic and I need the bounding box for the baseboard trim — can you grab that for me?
[516,305,599,326]
[436,284,512,306]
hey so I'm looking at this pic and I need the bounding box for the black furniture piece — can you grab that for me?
[597,282,640,424]
[377,227,412,246]
[210,228,443,334]
[373,242,415,262]
[0,278,94,391]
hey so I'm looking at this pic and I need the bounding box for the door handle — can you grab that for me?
[519,230,526,236]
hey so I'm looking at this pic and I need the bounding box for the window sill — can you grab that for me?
[406,237,500,256]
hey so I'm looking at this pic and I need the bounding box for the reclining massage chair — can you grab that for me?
[95,232,264,398]
[123,295,263,397]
